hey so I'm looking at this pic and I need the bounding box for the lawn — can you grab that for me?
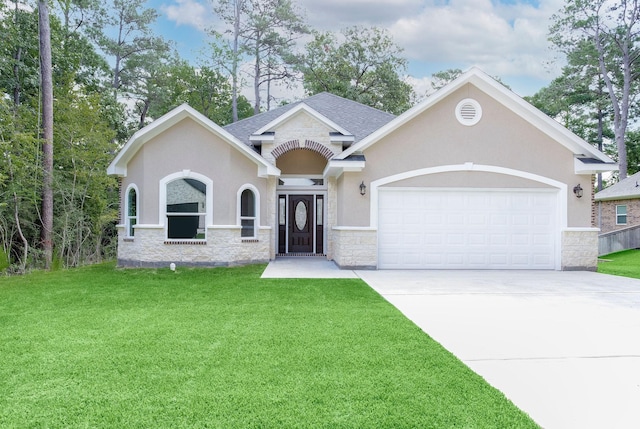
[598,249,640,278]
[0,263,537,428]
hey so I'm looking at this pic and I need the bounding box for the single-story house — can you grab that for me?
[107,68,617,270]
[594,171,640,234]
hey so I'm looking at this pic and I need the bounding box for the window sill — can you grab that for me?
[164,240,207,245]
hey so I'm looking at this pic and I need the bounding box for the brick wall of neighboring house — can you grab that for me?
[598,199,640,233]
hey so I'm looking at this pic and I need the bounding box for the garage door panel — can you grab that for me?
[378,189,557,269]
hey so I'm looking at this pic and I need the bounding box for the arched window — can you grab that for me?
[166,178,207,240]
[125,185,138,237]
[238,186,259,238]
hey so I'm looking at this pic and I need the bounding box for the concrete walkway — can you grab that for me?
[261,257,358,278]
[358,270,640,429]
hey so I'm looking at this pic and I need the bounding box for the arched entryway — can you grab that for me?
[274,145,330,255]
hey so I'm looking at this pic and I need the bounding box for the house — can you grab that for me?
[107,68,617,270]
[594,171,640,234]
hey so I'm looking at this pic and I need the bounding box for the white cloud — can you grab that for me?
[389,0,564,81]
[161,0,210,31]
[159,0,568,98]
[299,0,423,29]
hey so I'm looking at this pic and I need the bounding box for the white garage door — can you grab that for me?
[378,189,558,269]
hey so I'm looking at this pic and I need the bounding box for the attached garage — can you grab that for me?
[378,188,559,270]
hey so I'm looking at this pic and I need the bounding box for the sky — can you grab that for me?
[147,0,567,101]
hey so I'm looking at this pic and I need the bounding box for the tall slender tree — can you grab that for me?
[551,0,640,179]
[39,0,54,269]
[211,0,307,117]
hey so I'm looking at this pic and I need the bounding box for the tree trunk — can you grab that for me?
[231,0,242,122]
[139,99,150,129]
[253,33,261,115]
[14,193,28,274]
[12,46,22,106]
[39,0,54,269]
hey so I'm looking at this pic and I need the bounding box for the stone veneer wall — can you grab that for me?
[561,228,599,271]
[117,225,270,267]
[331,228,377,269]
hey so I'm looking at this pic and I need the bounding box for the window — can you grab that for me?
[239,186,259,238]
[125,185,138,237]
[616,205,628,225]
[166,178,207,239]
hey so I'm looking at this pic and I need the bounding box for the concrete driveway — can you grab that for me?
[357,270,640,429]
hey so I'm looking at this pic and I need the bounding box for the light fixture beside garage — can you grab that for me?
[359,181,366,196]
[573,184,583,198]
[455,98,482,126]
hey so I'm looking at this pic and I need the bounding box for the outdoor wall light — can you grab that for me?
[359,181,367,196]
[573,184,583,198]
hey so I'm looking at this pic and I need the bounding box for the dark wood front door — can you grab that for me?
[289,195,313,253]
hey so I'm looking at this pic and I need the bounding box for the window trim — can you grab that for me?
[237,184,260,239]
[159,171,213,241]
[124,184,139,238]
[616,204,628,225]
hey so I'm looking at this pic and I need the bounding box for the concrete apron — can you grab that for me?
[261,257,358,279]
[357,270,640,429]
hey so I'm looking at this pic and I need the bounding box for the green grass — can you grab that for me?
[598,249,640,278]
[0,263,537,428]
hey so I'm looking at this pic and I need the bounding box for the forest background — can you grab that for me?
[1,0,638,272]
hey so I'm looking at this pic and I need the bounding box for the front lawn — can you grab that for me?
[598,249,640,278]
[0,263,537,428]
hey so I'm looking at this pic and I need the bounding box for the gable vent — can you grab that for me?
[455,98,482,126]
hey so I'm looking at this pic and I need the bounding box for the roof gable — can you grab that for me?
[253,103,351,136]
[107,104,279,178]
[595,171,640,201]
[337,68,616,172]
[223,92,395,146]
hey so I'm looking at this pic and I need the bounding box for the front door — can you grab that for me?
[288,195,314,253]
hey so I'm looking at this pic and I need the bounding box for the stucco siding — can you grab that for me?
[338,84,592,228]
[120,117,268,227]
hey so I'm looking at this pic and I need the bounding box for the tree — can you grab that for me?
[211,0,307,116]
[551,0,640,179]
[0,5,123,271]
[91,0,170,98]
[526,40,615,190]
[142,59,253,126]
[39,0,55,269]
[296,26,414,114]
[211,0,244,122]
[430,69,463,92]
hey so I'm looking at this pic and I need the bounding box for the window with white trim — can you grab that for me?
[240,188,257,238]
[616,205,628,225]
[125,185,138,237]
[166,178,207,239]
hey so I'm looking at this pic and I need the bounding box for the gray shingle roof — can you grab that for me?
[223,92,396,147]
[595,171,640,201]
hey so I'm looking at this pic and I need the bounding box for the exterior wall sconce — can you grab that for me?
[573,184,583,198]
[359,181,367,196]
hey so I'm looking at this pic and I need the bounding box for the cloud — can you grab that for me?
[161,0,210,31]
[391,0,564,80]
[299,0,423,29]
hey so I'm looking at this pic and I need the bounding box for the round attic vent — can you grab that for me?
[455,98,482,126]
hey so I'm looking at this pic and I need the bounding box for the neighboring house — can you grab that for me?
[594,171,640,234]
[107,68,616,270]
